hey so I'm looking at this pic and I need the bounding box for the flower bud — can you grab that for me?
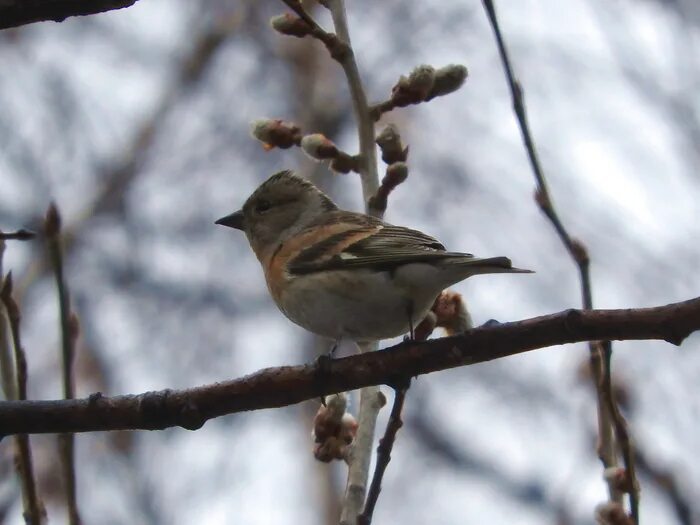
[270,13,312,38]
[300,133,339,160]
[329,153,359,174]
[383,162,408,188]
[391,64,436,106]
[376,124,408,164]
[594,501,634,525]
[312,394,355,462]
[426,64,468,100]
[250,118,302,149]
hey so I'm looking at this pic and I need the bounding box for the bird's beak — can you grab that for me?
[215,210,245,231]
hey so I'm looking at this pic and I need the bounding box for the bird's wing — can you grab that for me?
[288,212,473,274]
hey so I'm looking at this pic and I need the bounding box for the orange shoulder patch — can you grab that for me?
[264,223,380,300]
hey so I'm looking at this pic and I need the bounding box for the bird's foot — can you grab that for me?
[314,353,334,406]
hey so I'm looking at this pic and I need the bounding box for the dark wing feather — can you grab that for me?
[289,215,473,274]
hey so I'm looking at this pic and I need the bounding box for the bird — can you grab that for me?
[216,170,531,343]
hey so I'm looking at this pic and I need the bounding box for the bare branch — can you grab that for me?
[0,0,141,31]
[600,342,639,522]
[0,298,697,437]
[45,204,81,525]
[358,381,409,525]
[1,275,44,524]
[321,1,385,520]
[0,230,36,241]
[481,0,625,511]
[324,0,379,208]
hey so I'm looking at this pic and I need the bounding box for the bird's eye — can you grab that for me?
[255,200,272,214]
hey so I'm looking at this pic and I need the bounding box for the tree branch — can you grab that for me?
[321,1,383,522]
[0,0,141,31]
[45,205,81,525]
[481,0,622,509]
[0,298,697,437]
[358,382,409,525]
[1,275,44,524]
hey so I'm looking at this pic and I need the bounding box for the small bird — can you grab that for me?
[216,170,531,343]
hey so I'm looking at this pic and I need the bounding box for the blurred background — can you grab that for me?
[0,0,699,523]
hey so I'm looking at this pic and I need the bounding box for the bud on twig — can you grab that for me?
[426,64,469,101]
[329,153,360,174]
[250,118,302,150]
[69,312,81,344]
[300,133,340,160]
[370,63,468,120]
[376,124,408,164]
[44,202,62,238]
[368,162,409,213]
[391,65,436,107]
[570,238,590,266]
[384,162,408,187]
[534,187,550,210]
[433,290,473,335]
[594,501,634,525]
[313,393,358,462]
[415,291,473,340]
[270,13,313,37]
[603,466,634,494]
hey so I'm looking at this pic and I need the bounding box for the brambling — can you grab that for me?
[216,170,531,343]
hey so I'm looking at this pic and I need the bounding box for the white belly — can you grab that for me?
[276,267,441,341]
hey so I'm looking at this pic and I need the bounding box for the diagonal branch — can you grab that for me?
[358,381,409,525]
[0,0,141,30]
[481,0,623,510]
[0,298,697,437]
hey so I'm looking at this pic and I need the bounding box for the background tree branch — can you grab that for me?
[0,0,141,30]
[0,297,697,437]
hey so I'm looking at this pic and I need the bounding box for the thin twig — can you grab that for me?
[45,204,81,525]
[324,0,380,208]
[1,275,44,524]
[0,230,36,241]
[0,298,698,437]
[358,381,410,525]
[279,0,349,60]
[278,0,386,521]
[322,1,384,521]
[481,0,623,507]
[601,342,640,522]
[0,239,15,401]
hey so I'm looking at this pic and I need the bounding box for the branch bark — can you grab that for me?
[0,0,141,31]
[0,298,697,437]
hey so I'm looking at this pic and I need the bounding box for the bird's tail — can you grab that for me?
[443,255,533,275]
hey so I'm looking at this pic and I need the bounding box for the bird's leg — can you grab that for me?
[405,301,415,341]
[314,339,341,406]
[328,339,340,358]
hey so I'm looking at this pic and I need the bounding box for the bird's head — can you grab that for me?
[216,170,338,257]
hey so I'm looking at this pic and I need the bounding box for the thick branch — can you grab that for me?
[0,299,697,437]
[0,0,140,30]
